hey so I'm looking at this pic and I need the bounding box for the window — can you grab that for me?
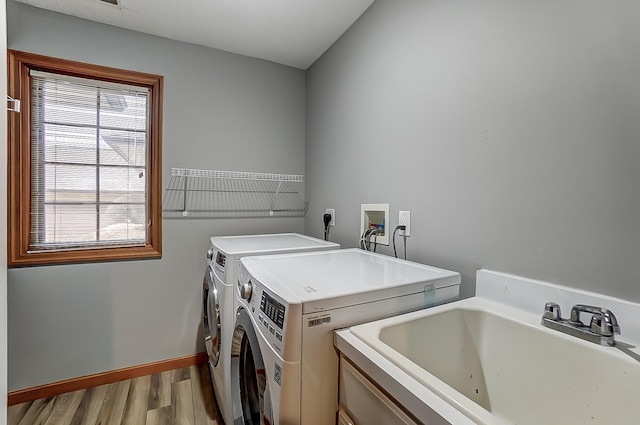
[7,50,163,266]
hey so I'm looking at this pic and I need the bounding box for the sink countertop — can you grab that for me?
[335,269,640,425]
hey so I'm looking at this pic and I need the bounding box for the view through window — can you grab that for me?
[31,72,149,248]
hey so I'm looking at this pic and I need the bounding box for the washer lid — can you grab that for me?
[241,249,461,314]
[210,233,339,255]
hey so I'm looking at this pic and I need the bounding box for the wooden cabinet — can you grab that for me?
[338,354,421,425]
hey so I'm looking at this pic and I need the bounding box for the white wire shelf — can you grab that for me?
[163,168,307,218]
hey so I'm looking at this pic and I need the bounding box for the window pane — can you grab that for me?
[43,203,97,244]
[41,80,98,127]
[100,129,147,167]
[44,164,97,194]
[99,191,146,226]
[99,204,147,242]
[99,166,146,192]
[43,124,97,165]
[99,89,147,131]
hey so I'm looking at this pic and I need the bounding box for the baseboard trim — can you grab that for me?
[8,352,208,406]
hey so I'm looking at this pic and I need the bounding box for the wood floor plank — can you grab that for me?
[8,363,218,425]
[94,380,131,425]
[122,375,151,425]
[146,406,173,425]
[189,365,217,425]
[172,380,195,425]
[69,384,109,425]
[43,390,86,425]
[172,367,191,383]
[7,401,32,425]
[148,373,162,410]
[148,370,172,410]
[17,397,56,425]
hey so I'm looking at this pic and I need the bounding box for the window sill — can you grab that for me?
[8,244,162,267]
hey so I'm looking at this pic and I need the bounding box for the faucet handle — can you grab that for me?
[543,302,562,320]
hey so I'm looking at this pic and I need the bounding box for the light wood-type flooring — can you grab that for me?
[7,364,223,425]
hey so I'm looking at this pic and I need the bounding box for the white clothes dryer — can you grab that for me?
[202,233,339,425]
[231,248,461,425]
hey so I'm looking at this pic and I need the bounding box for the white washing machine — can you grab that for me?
[231,248,461,425]
[202,233,339,425]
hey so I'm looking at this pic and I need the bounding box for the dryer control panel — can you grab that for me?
[213,250,227,277]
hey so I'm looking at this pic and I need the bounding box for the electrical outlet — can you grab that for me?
[399,210,411,237]
[325,209,335,227]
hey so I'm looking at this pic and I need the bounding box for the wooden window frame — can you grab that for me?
[7,50,163,266]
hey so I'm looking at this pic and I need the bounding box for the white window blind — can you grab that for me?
[29,70,150,251]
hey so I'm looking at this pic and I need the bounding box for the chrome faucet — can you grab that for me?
[541,302,621,346]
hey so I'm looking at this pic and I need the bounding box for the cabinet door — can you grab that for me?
[339,356,421,425]
[338,410,356,425]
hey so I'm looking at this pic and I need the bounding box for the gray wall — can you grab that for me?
[7,1,305,391]
[305,0,640,301]
[8,0,640,394]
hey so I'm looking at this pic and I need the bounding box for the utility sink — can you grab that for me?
[349,297,640,425]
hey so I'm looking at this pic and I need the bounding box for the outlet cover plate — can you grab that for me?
[325,209,335,227]
[399,210,411,237]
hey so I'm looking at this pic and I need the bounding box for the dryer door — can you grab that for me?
[231,307,274,425]
[203,266,222,367]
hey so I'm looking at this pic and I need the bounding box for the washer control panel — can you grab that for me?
[257,310,284,346]
[260,292,285,330]
[238,263,292,354]
[241,278,287,353]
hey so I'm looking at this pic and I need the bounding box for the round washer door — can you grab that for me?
[231,307,274,425]
[203,267,222,367]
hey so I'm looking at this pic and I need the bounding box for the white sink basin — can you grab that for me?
[349,297,640,425]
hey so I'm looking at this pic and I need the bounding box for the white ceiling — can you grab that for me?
[14,0,375,70]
